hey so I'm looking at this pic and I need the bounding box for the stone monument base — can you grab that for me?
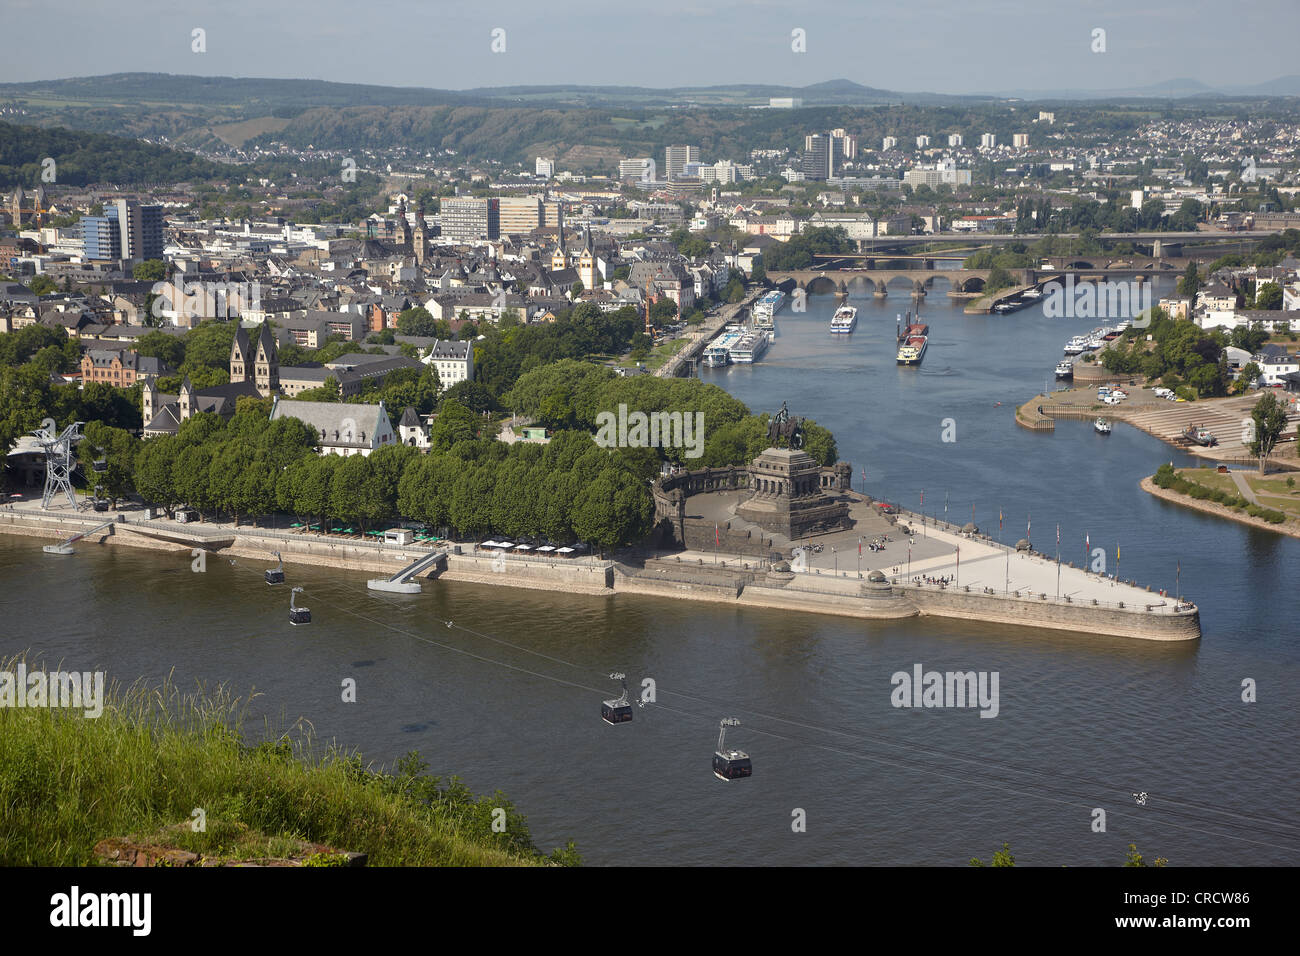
[737,447,851,540]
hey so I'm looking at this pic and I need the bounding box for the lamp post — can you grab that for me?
[857,536,862,577]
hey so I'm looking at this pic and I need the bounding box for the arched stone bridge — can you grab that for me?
[766,269,993,296]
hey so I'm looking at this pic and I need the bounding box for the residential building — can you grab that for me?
[80,348,171,387]
[882,137,898,151]
[948,134,963,147]
[535,157,555,178]
[980,133,997,148]
[81,214,122,260]
[1013,133,1030,148]
[802,133,834,181]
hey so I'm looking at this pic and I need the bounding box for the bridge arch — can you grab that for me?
[805,275,839,296]
[1065,260,1095,270]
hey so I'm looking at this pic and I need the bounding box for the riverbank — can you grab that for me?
[0,661,567,866]
[1141,475,1300,539]
[1,502,1199,642]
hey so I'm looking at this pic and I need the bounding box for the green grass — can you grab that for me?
[0,662,577,866]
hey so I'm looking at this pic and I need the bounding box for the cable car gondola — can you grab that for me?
[601,672,633,724]
[289,586,311,625]
[265,550,285,585]
[92,484,109,512]
[713,717,751,781]
[92,459,107,474]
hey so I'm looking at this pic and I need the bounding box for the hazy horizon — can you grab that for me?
[3,0,1299,98]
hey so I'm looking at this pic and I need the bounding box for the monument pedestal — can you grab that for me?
[737,447,851,540]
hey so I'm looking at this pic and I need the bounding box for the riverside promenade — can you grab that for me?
[634,494,1200,641]
[2,492,1199,642]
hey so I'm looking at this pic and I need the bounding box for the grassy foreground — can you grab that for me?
[0,662,579,866]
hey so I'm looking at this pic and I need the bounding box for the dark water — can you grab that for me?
[3,276,1297,866]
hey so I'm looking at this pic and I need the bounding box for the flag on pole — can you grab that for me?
[999,509,1003,530]
[861,468,867,483]
[1056,523,1060,546]
[715,523,720,548]
[858,540,862,556]
[920,490,924,506]
[1027,513,1031,538]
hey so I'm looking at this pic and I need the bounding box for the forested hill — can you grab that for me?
[0,121,225,188]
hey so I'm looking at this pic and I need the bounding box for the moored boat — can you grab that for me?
[1094,418,1111,435]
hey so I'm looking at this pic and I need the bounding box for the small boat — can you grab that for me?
[830,304,857,334]
[1055,361,1074,379]
[1094,418,1111,435]
[1182,425,1218,447]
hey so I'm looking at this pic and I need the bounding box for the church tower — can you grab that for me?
[398,199,413,249]
[550,228,568,271]
[10,186,24,226]
[179,376,194,422]
[412,201,428,266]
[577,227,596,290]
[142,378,157,424]
[229,326,252,384]
[253,323,280,397]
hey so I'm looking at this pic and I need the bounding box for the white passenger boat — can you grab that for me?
[830,304,858,334]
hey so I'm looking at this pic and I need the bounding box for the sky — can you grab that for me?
[3,0,1299,96]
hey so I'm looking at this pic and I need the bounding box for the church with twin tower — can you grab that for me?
[229,322,280,397]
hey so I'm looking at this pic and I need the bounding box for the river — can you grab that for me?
[3,275,1296,866]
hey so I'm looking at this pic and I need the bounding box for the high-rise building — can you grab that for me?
[882,136,898,151]
[497,196,543,234]
[535,157,555,178]
[80,214,122,260]
[439,197,500,242]
[664,145,701,181]
[109,199,163,263]
[542,200,564,231]
[1012,133,1030,148]
[830,129,857,161]
[916,135,931,150]
[980,133,997,148]
[802,134,834,181]
[619,158,656,183]
[948,134,964,148]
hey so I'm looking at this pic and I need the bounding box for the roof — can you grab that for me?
[399,406,422,428]
[269,397,392,447]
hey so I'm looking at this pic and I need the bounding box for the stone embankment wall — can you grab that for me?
[901,583,1200,641]
[2,510,1200,641]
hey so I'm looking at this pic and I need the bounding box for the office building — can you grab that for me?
[619,158,656,183]
[664,145,701,181]
[497,196,543,234]
[439,197,500,242]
